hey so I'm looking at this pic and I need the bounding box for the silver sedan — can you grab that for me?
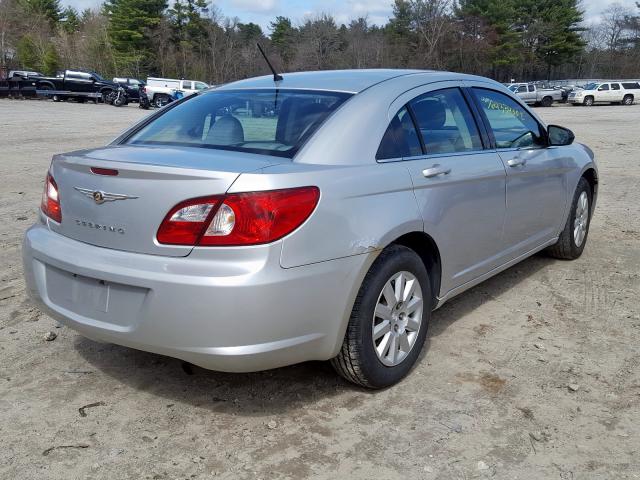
[23,69,598,388]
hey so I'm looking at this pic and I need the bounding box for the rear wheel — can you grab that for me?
[583,96,594,106]
[546,177,592,260]
[331,245,431,389]
[541,96,553,107]
[623,94,634,105]
[153,94,170,108]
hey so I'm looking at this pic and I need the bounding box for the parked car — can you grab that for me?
[508,83,563,106]
[32,69,117,102]
[568,81,640,106]
[23,70,598,388]
[113,77,145,102]
[145,77,208,107]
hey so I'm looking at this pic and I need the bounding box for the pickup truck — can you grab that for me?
[567,81,640,106]
[145,77,209,107]
[508,83,563,107]
[32,70,118,102]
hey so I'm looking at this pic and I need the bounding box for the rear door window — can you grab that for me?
[126,89,351,158]
[611,83,621,90]
[528,85,535,92]
[376,106,422,160]
[409,88,483,154]
[472,88,545,150]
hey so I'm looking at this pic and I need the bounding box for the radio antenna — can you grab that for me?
[257,43,283,82]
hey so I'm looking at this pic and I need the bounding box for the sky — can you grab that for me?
[61,0,640,31]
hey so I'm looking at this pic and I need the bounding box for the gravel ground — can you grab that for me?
[0,99,639,480]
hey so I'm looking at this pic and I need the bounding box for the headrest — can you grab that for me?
[412,99,447,130]
[206,115,244,145]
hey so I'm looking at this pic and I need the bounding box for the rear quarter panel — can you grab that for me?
[228,162,422,269]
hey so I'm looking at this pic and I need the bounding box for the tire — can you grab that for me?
[113,95,126,107]
[623,94,634,106]
[52,94,61,102]
[541,96,553,107]
[583,96,594,106]
[153,94,169,108]
[331,245,431,389]
[546,177,592,260]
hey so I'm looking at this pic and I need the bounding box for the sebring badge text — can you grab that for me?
[75,219,125,235]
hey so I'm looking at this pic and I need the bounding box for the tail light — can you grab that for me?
[157,187,320,246]
[41,172,62,223]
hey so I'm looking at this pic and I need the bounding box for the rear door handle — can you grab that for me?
[422,164,451,178]
[507,157,527,167]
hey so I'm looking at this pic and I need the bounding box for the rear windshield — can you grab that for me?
[126,89,352,158]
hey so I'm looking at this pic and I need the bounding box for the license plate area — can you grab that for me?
[45,264,148,328]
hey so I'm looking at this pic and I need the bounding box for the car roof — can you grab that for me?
[217,69,446,94]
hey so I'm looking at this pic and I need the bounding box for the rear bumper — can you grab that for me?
[23,223,373,372]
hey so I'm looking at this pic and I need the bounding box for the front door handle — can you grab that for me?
[422,164,451,178]
[507,157,527,167]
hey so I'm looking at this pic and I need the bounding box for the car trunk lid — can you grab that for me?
[48,145,284,257]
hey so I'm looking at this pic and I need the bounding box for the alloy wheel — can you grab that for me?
[372,271,423,367]
[573,191,589,247]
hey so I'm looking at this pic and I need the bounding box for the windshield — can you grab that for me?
[508,85,518,92]
[583,83,598,90]
[126,89,352,158]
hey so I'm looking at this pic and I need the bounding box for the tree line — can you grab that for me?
[1,0,640,84]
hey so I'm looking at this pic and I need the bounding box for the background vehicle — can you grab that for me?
[32,69,117,102]
[568,81,640,105]
[145,77,208,106]
[106,85,129,107]
[138,85,151,109]
[8,70,43,79]
[113,77,145,102]
[508,83,563,106]
[23,70,598,389]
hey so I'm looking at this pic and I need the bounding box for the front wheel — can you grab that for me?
[331,245,431,389]
[583,96,594,106]
[546,177,592,260]
[113,94,126,107]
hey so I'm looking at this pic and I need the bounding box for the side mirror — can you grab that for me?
[548,125,575,146]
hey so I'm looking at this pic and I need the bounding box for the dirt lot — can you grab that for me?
[0,99,639,480]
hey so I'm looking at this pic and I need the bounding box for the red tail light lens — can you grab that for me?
[157,187,320,246]
[41,172,62,223]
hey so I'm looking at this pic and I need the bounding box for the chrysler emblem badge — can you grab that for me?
[74,187,139,204]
